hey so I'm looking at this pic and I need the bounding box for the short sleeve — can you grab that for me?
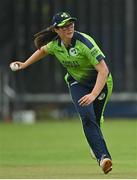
[84,38,105,66]
[43,41,54,55]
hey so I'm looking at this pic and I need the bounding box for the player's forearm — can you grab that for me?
[91,69,109,98]
[23,48,47,68]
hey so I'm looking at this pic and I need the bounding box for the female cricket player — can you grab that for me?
[10,12,113,174]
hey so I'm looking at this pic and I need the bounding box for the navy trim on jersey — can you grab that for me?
[96,54,105,61]
[57,31,94,49]
[73,31,94,49]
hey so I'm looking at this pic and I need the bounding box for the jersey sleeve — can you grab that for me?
[84,38,106,66]
[43,41,55,55]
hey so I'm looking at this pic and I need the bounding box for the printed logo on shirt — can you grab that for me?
[91,48,100,56]
[98,93,106,100]
[57,50,64,53]
[69,48,78,56]
[62,60,80,68]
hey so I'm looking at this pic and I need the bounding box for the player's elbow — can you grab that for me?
[100,60,109,76]
[95,59,110,77]
[98,65,109,80]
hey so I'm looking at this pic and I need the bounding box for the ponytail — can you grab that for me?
[34,25,57,49]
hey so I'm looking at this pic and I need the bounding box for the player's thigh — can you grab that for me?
[69,83,95,118]
[93,84,108,125]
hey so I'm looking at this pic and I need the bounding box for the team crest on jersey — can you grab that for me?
[69,48,78,56]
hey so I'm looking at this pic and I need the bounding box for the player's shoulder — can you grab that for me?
[47,35,60,48]
[74,31,95,49]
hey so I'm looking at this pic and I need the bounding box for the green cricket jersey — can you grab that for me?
[44,31,111,86]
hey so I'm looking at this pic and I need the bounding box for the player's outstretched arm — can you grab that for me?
[10,46,48,71]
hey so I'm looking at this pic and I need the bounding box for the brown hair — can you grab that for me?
[34,26,57,49]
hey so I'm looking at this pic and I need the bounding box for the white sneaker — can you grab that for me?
[100,158,112,174]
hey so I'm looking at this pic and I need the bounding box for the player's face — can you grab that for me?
[55,22,75,39]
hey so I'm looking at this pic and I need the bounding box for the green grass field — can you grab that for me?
[0,119,137,179]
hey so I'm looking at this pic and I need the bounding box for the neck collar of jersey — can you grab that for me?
[57,31,77,47]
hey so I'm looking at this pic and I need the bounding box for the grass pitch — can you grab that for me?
[0,118,137,179]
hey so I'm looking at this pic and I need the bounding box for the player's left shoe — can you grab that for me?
[100,157,112,174]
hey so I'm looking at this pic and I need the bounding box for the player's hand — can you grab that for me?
[78,93,96,106]
[10,61,26,71]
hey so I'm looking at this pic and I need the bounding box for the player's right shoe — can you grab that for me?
[100,157,112,174]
